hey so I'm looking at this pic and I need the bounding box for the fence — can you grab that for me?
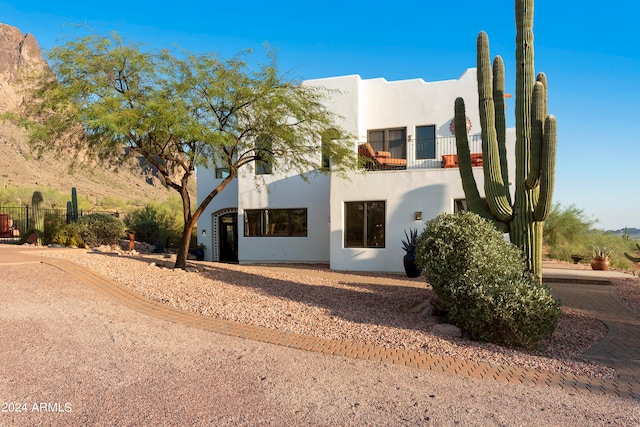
[0,207,120,242]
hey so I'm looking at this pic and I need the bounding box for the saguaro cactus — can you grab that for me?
[71,187,79,221]
[32,191,44,246]
[454,0,557,281]
[625,243,640,263]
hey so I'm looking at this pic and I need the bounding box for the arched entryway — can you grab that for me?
[212,209,238,263]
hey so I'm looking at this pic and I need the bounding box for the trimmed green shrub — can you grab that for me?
[415,211,560,349]
[68,213,126,247]
[134,220,160,245]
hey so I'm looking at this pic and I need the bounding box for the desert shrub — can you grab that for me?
[124,200,183,249]
[543,203,637,269]
[134,220,160,245]
[415,211,560,349]
[68,213,126,247]
[43,211,68,245]
[544,203,595,248]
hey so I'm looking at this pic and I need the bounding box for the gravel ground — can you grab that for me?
[2,256,639,426]
[34,247,637,381]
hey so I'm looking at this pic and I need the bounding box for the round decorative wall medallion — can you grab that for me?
[449,117,472,135]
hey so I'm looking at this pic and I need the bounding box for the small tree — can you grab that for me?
[20,32,357,269]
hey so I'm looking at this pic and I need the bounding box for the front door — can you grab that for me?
[219,213,238,262]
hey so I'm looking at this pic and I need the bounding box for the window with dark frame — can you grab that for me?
[415,125,436,160]
[244,208,307,237]
[321,128,340,171]
[344,201,385,248]
[454,198,486,213]
[255,136,273,175]
[367,128,407,160]
[215,168,230,179]
[454,199,469,213]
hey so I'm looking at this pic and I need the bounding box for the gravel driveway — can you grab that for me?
[1,251,639,425]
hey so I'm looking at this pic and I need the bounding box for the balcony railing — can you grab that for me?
[358,134,483,171]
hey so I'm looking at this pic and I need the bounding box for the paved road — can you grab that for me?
[1,246,639,426]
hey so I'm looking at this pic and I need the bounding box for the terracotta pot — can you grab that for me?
[591,257,610,271]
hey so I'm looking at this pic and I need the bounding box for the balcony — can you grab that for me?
[358,135,483,171]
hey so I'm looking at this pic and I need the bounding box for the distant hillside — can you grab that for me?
[0,23,180,210]
[608,228,640,240]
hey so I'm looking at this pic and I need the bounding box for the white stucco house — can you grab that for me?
[195,68,515,272]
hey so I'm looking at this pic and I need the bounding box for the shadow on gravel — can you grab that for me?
[87,252,438,337]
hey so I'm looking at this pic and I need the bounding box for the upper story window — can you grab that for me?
[321,128,340,171]
[368,128,406,160]
[415,125,436,160]
[255,135,273,175]
[215,168,230,179]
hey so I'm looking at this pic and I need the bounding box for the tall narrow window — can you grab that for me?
[367,128,406,159]
[415,125,436,159]
[255,136,273,175]
[321,128,340,170]
[344,201,385,248]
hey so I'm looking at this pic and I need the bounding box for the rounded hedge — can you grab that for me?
[415,211,560,349]
[68,213,127,248]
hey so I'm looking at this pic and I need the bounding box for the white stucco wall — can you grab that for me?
[237,172,330,264]
[196,69,516,272]
[306,69,480,143]
[195,166,238,261]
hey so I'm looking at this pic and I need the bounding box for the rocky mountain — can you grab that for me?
[0,23,176,208]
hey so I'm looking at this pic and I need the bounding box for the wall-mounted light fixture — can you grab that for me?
[414,211,422,221]
[201,229,207,236]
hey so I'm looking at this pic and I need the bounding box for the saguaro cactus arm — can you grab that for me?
[492,56,511,204]
[454,97,509,232]
[624,243,640,262]
[533,114,556,221]
[476,32,513,222]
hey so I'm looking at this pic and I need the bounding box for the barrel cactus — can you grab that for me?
[625,243,640,263]
[31,191,44,246]
[454,0,556,281]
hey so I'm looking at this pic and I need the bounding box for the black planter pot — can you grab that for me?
[403,252,420,278]
[195,248,205,261]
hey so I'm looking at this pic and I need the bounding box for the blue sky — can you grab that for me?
[1,1,638,230]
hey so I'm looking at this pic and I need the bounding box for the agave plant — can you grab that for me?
[401,228,419,254]
[593,246,613,259]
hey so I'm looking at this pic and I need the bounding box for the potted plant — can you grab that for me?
[591,246,612,271]
[195,243,206,261]
[401,228,420,278]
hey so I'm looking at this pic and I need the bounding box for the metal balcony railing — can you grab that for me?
[358,134,483,171]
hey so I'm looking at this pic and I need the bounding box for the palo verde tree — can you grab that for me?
[21,32,357,269]
[453,0,557,281]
